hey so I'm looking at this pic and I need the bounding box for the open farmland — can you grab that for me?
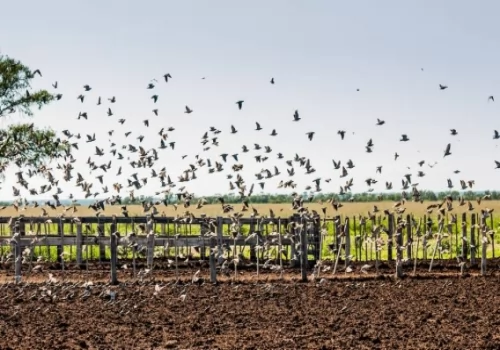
[0,270,499,350]
[3,0,500,348]
[2,200,500,217]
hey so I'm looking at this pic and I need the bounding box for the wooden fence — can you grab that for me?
[0,212,497,283]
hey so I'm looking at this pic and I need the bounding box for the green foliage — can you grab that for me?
[0,123,71,168]
[0,55,53,116]
[0,54,70,169]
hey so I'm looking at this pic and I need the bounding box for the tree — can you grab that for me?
[0,54,70,169]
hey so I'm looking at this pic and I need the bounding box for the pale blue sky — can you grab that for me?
[0,0,499,200]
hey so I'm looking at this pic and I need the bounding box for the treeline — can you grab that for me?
[1,190,498,207]
[117,190,499,205]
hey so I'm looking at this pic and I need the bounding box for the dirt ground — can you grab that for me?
[0,264,499,350]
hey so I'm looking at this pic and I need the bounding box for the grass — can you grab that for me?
[1,199,500,218]
[1,201,500,263]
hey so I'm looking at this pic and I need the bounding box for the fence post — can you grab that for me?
[490,214,495,259]
[395,219,404,278]
[249,218,256,261]
[289,216,298,267]
[470,214,476,266]
[387,214,394,261]
[209,237,217,284]
[146,232,155,268]
[12,232,22,284]
[110,216,117,235]
[216,217,224,264]
[406,214,412,259]
[344,217,351,267]
[76,222,83,265]
[110,233,118,285]
[480,214,487,276]
[98,219,106,261]
[461,213,467,261]
[57,219,64,263]
[300,219,308,282]
[18,219,26,236]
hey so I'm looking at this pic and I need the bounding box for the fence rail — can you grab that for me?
[0,211,498,283]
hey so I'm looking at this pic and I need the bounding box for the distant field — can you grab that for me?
[0,200,498,218]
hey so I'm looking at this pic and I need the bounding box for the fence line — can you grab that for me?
[0,212,497,283]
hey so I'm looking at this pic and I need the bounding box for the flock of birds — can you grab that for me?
[1,67,500,221]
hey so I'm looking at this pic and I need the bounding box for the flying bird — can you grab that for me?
[443,143,451,157]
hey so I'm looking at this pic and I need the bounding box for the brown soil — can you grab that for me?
[0,266,499,350]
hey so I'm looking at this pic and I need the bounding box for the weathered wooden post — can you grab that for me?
[110,233,119,285]
[146,216,155,268]
[480,214,487,276]
[98,218,106,261]
[387,214,394,261]
[76,222,83,265]
[406,214,412,259]
[57,218,64,263]
[300,219,308,282]
[289,215,298,268]
[12,232,22,284]
[209,237,217,284]
[146,232,155,268]
[395,220,404,279]
[110,216,117,236]
[344,217,351,267]
[216,217,224,264]
[461,213,467,261]
[470,214,476,266]
[490,214,495,259]
[249,218,256,261]
[422,215,428,261]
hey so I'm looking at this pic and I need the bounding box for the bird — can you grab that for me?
[400,134,410,142]
[293,110,300,121]
[443,143,451,157]
[439,84,448,90]
[185,106,193,114]
[236,100,244,110]
[270,78,275,84]
[376,119,385,126]
[306,132,315,141]
[450,129,458,136]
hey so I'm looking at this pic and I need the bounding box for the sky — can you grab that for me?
[0,0,500,201]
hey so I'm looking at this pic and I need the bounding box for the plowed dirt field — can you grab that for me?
[0,267,499,350]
